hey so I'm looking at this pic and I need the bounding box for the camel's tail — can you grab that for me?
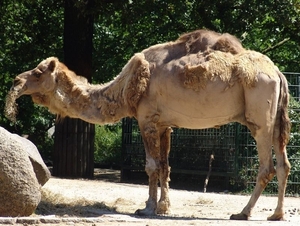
[277,71,291,149]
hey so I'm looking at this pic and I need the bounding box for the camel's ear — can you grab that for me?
[48,59,56,72]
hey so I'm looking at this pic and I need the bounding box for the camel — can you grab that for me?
[7,29,291,221]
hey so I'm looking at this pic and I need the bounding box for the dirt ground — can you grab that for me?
[38,169,300,226]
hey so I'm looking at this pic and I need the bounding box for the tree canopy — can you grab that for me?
[1,0,299,160]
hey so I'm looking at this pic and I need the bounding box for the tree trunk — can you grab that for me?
[53,119,95,178]
[52,0,95,178]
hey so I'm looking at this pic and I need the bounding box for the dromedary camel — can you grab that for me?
[7,29,291,221]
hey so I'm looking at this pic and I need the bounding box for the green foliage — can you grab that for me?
[1,0,300,170]
[0,0,63,160]
[92,0,196,83]
[92,0,300,84]
[286,96,300,195]
[94,123,122,167]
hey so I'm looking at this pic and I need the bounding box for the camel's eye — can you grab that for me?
[32,69,43,78]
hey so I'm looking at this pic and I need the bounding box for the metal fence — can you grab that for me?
[121,73,300,194]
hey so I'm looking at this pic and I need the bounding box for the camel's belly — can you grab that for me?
[139,76,245,129]
[156,95,244,129]
[159,108,243,129]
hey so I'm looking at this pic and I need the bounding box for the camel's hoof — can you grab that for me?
[157,201,170,214]
[267,213,285,221]
[135,208,156,216]
[230,213,249,220]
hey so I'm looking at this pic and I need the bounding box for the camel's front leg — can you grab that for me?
[135,121,161,216]
[135,156,159,216]
[157,127,172,214]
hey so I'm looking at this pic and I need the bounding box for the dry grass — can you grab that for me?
[35,189,116,217]
[4,90,19,123]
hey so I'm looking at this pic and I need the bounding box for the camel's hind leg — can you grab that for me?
[157,127,172,214]
[267,126,290,220]
[231,77,279,220]
[231,128,276,220]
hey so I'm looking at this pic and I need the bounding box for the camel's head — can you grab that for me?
[5,57,60,122]
[11,57,58,98]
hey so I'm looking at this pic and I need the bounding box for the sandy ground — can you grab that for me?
[39,169,300,226]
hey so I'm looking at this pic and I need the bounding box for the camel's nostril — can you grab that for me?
[10,77,23,91]
[13,78,21,87]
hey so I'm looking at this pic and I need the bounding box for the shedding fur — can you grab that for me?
[177,29,245,54]
[234,51,278,87]
[141,29,245,67]
[7,55,150,123]
[48,69,92,118]
[122,53,151,115]
[184,51,237,91]
[184,50,279,91]
[143,121,161,160]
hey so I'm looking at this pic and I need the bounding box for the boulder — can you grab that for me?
[10,133,51,186]
[0,127,50,216]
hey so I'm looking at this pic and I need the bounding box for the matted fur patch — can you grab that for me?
[184,50,277,91]
[123,53,151,114]
[184,51,237,91]
[234,51,277,87]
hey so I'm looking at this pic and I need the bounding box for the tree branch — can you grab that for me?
[262,38,290,54]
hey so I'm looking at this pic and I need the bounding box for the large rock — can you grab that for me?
[10,133,51,186]
[0,127,50,216]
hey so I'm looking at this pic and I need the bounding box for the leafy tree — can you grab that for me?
[92,0,300,84]
[1,0,300,178]
[189,0,300,71]
[0,0,63,160]
[92,0,196,83]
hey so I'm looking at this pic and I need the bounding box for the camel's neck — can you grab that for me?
[38,78,132,125]
[33,53,150,124]
[76,82,132,124]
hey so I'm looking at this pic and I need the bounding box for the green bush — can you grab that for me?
[94,122,122,168]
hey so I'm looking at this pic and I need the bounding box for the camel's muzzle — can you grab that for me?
[11,77,21,90]
[10,76,27,96]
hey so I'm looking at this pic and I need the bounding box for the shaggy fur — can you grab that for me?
[234,51,278,87]
[121,53,151,115]
[177,29,245,54]
[183,50,280,91]
[141,29,244,67]
[184,51,237,91]
[25,55,150,122]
